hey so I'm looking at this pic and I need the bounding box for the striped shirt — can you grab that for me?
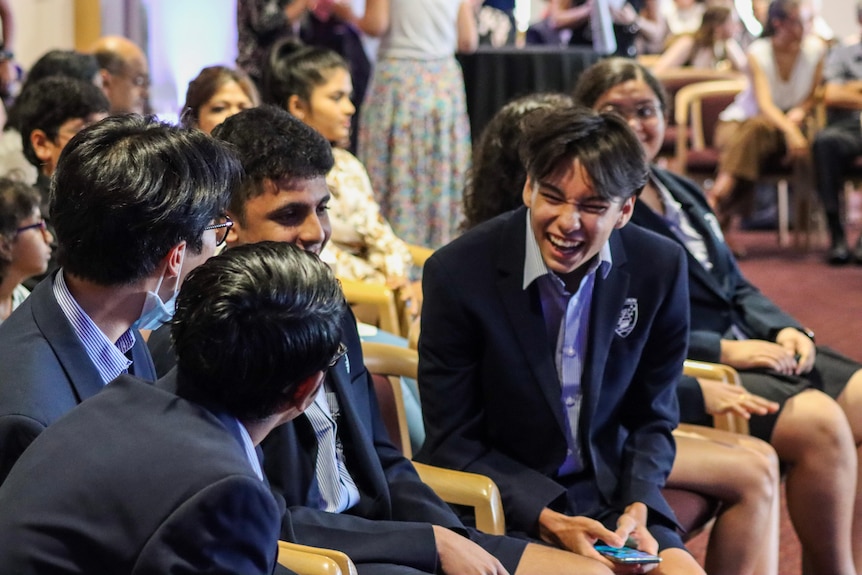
[53,271,135,384]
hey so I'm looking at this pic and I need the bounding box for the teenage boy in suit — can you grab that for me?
[416,105,705,573]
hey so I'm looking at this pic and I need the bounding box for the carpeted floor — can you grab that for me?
[683,225,862,574]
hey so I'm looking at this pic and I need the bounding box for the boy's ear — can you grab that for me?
[29,129,54,163]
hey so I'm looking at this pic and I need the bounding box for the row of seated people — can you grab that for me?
[646,0,862,267]
[1,11,861,574]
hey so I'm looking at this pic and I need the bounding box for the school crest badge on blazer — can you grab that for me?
[616,298,638,338]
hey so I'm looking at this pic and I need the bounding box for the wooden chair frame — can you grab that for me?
[360,340,506,535]
[682,359,749,435]
[277,541,357,575]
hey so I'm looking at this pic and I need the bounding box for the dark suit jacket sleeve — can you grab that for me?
[133,475,283,575]
[0,415,44,485]
[281,506,440,571]
[418,253,570,533]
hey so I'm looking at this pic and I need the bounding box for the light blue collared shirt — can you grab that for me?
[53,271,135,384]
[523,211,612,477]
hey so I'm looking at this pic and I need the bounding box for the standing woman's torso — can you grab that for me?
[720,35,824,121]
[379,0,463,59]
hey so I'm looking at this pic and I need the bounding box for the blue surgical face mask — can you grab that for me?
[132,252,183,331]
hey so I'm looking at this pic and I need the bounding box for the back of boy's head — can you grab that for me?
[212,105,333,222]
[17,76,110,168]
[51,114,241,286]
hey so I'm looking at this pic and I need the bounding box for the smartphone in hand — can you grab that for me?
[595,544,662,564]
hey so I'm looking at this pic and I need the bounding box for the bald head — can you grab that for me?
[90,36,149,115]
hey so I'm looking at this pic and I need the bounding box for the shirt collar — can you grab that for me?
[522,209,613,291]
[53,270,136,384]
[234,417,264,481]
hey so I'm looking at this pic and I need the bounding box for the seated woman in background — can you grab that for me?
[264,40,419,311]
[707,0,824,243]
[653,4,747,73]
[467,89,780,575]
[181,65,259,135]
[574,55,862,575]
[0,178,52,324]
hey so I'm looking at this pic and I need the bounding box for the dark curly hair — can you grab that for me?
[462,93,575,231]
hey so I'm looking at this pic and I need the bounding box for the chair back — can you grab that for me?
[674,78,747,178]
[654,68,743,159]
[361,342,417,458]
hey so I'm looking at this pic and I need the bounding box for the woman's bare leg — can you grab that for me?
[771,389,857,575]
[669,425,779,575]
[835,369,862,573]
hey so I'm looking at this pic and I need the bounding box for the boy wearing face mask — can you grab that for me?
[0,115,241,487]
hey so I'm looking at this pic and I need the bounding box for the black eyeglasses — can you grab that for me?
[329,342,348,368]
[204,215,233,247]
[16,220,47,235]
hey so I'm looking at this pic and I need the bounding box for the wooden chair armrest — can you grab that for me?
[338,278,401,336]
[412,461,506,535]
[682,359,749,435]
[278,541,357,575]
[407,244,434,267]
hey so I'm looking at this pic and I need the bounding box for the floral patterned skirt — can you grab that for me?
[358,56,471,248]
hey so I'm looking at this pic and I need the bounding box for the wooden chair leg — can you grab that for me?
[777,180,791,248]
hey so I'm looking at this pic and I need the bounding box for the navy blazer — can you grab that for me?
[416,207,689,536]
[632,167,803,364]
[0,273,156,484]
[150,309,507,573]
[0,373,287,574]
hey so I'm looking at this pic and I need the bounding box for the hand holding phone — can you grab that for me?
[594,544,662,565]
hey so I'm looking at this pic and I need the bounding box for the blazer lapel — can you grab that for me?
[582,231,629,424]
[641,170,731,302]
[129,335,156,381]
[30,276,105,402]
[495,209,567,435]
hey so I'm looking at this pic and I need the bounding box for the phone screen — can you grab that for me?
[594,545,662,564]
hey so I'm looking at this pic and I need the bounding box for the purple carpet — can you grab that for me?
[684,227,862,573]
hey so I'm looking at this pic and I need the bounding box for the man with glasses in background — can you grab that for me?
[91,35,150,115]
[0,114,241,487]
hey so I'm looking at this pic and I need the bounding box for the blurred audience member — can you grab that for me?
[0,178,51,324]
[654,4,746,72]
[544,0,650,56]
[0,0,17,104]
[181,65,259,135]
[16,77,109,216]
[351,0,479,248]
[0,50,101,184]
[90,36,149,115]
[811,2,862,265]
[635,0,670,54]
[265,41,418,311]
[237,0,309,88]
[664,0,706,38]
[708,0,824,247]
